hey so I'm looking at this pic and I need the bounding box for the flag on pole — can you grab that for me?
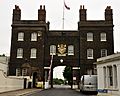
[64,1,70,10]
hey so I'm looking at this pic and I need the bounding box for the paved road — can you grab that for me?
[25,88,97,96]
[0,88,42,96]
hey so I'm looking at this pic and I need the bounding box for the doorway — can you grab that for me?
[33,72,37,88]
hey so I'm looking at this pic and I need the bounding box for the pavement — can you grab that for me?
[97,93,112,96]
[0,88,42,96]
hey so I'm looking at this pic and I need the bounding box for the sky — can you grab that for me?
[0,0,120,56]
[53,66,65,79]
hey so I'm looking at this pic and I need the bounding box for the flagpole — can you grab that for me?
[62,0,70,29]
[62,0,65,29]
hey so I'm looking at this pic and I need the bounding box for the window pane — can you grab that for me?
[50,45,56,55]
[101,49,107,57]
[31,33,37,41]
[22,68,27,76]
[30,48,37,58]
[18,32,24,41]
[68,45,74,55]
[87,33,93,41]
[108,66,113,86]
[87,49,93,59]
[101,33,106,41]
[16,68,21,76]
[17,48,23,58]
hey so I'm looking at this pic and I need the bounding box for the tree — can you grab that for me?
[63,66,72,85]
[0,54,5,56]
[53,78,64,85]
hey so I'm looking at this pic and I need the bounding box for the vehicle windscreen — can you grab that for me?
[84,76,97,85]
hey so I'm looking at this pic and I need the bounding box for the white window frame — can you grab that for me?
[101,49,107,57]
[101,33,106,41]
[87,33,93,41]
[87,49,93,59]
[68,45,74,55]
[108,66,113,87]
[31,32,37,41]
[16,68,21,76]
[18,32,24,41]
[50,45,56,55]
[30,48,37,58]
[17,48,23,58]
[22,68,27,76]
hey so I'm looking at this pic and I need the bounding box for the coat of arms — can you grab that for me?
[58,44,66,56]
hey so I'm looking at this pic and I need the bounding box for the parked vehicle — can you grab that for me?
[80,75,97,92]
[36,81,44,88]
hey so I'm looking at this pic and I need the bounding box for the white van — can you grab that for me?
[80,75,97,92]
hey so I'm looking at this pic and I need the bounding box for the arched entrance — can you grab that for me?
[44,65,74,88]
[44,42,80,89]
[53,66,72,88]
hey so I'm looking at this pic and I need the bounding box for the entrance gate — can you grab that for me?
[44,55,80,89]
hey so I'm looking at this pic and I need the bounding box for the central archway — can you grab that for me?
[53,66,72,88]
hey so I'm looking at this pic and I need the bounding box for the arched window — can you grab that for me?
[17,48,23,58]
[68,45,74,55]
[101,33,106,41]
[30,48,37,58]
[113,65,117,88]
[87,49,93,59]
[50,45,56,55]
[103,67,107,87]
[87,33,93,41]
[18,32,24,41]
[31,32,37,41]
[108,66,113,86]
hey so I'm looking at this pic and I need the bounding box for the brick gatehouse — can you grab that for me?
[9,5,114,88]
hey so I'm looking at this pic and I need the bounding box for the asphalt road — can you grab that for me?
[25,88,97,96]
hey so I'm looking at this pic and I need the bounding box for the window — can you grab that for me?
[101,33,106,41]
[87,33,93,41]
[22,68,27,76]
[113,65,117,88]
[17,48,23,58]
[16,68,21,76]
[108,66,113,86]
[87,49,93,59]
[103,67,107,88]
[30,48,37,58]
[68,45,74,55]
[18,32,24,41]
[31,32,37,41]
[50,45,56,55]
[101,49,107,57]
